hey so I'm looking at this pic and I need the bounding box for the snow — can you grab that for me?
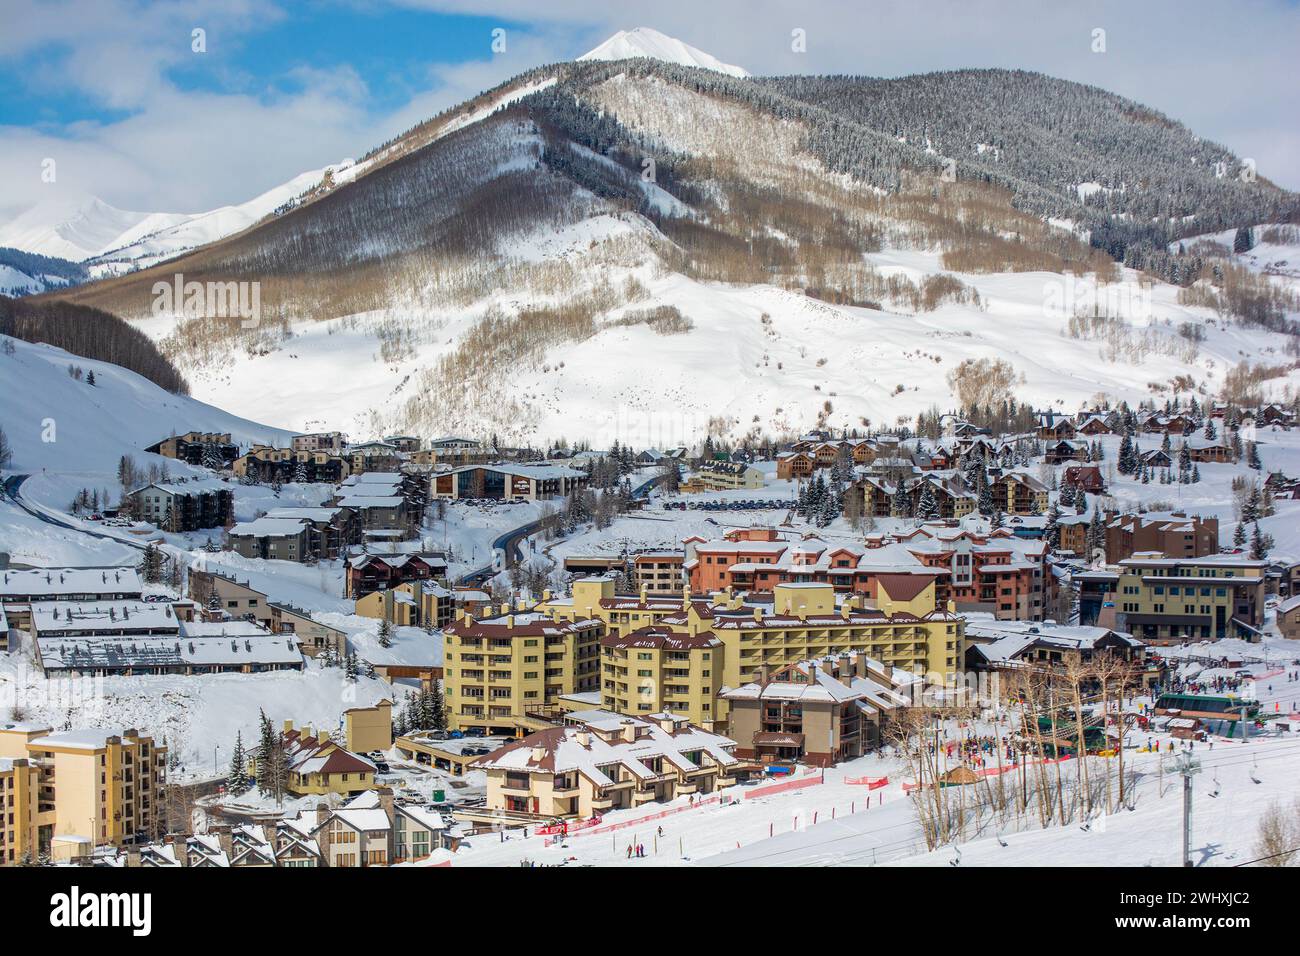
[0,333,294,498]
[0,162,356,267]
[0,651,394,780]
[579,28,750,78]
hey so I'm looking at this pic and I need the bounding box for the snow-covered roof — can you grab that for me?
[31,600,178,634]
[0,566,143,599]
[37,629,303,670]
[228,517,309,537]
[473,713,738,786]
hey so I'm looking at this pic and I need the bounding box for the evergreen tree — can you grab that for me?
[345,649,359,682]
[377,619,393,648]
[1232,522,1247,548]
[227,731,252,794]
[1233,226,1254,254]
[916,481,940,521]
[1249,522,1270,561]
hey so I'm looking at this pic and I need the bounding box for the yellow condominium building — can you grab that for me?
[540,575,961,733]
[0,723,166,864]
[472,711,750,819]
[601,625,724,726]
[442,607,603,735]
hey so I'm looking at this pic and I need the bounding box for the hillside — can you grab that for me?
[28,41,1300,445]
[0,332,294,517]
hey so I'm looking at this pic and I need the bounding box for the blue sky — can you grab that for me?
[1,0,1297,216]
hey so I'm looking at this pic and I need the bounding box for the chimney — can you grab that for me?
[575,731,591,747]
[639,583,648,602]
[838,656,852,680]
[805,664,818,685]
[375,787,395,818]
[282,719,293,734]
[530,746,546,762]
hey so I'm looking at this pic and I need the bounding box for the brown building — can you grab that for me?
[722,651,916,766]
[145,431,238,468]
[1105,511,1219,563]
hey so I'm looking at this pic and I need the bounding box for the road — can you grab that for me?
[455,469,667,587]
[2,473,150,554]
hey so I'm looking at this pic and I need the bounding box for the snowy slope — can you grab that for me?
[0,333,295,527]
[579,27,749,77]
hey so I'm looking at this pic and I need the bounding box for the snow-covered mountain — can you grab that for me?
[31,52,1300,447]
[578,27,749,77]
[0,162,357,274]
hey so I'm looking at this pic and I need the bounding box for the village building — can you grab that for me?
[992,471,1050,514]
[33,609,304,677]
[269,601,348,659]
[354,579,455,630]
[683,460,765,492]
[1112,553,1267,642]
[345,550,446,600]
[963,615,1148,686]
[232,444,350,484]
[0,724,166,862]
[1278,595,1300,641]
[470,711,748,819]
[1103,510,1219,563]
[126,478,234,531]
[189,567,273,628]
[600,625,724,726]
[145,431,239,468]
[442,607,604,735]
[722,651,917,766]
[0,567,143,632]
[280,721,377,798]
[429,462,588,501]
[292,431,347,454]
[632,551,684,593]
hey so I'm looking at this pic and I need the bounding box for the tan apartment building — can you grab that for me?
[0,724,166,863]
[540,576,962,733]
[633,551,685,593]
[1114,554,1267,643]
[471,711,748,819]
[442,607,604,734]
[355,580,454,630]
[600,625,724,725]
[189,567,273,628]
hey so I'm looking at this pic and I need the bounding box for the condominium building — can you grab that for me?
[632,551,685,593]
[1113,553,1267,643]
[125,478,234,532]
[354,580,454,630]
[600,625,724,725]
[0,724,166,863]
[722,651,918,766]
[471,711,748,818]
[543,575,962,732]
[442,608,604,734]
[0,566,143,632]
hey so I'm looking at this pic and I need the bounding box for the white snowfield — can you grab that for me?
[578,27,750,77]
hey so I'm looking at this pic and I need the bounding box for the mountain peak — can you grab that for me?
[578,27,749,77]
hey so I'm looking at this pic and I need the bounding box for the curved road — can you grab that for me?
[455,470,667,587]
[2,473,149,554]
